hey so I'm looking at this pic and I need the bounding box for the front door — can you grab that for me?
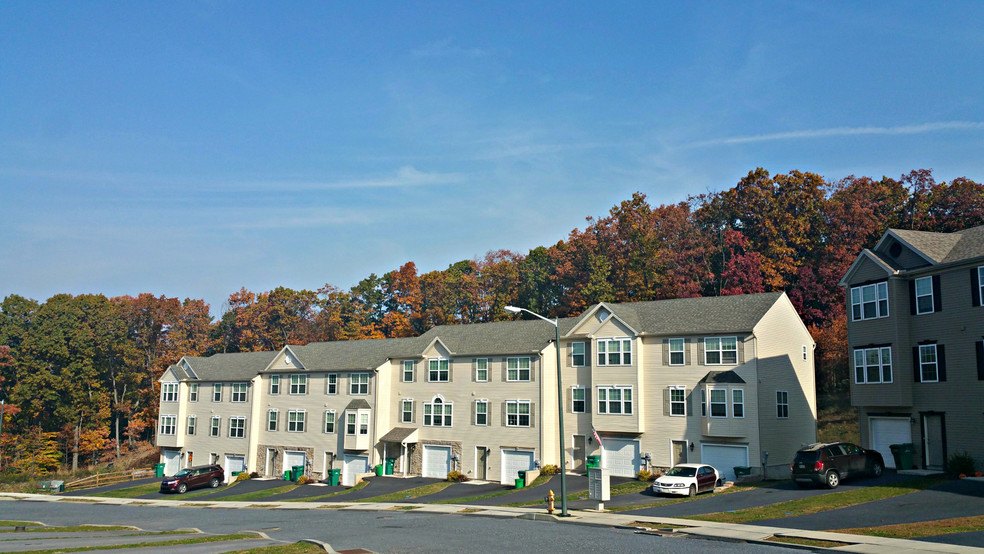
[923,413,945,470]
[572,435,586,471]
[672,440,688,467]
[475,447,488,480]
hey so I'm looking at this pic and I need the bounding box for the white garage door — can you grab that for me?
[284,450,307,474]
[603,439,640,477]
[343,454,369,486]
[423,445,452,479]
[500,450,535,485]
[701,444,748,482]
[162,449,181,476]
[224,455,245,484]
[870,417,911,469]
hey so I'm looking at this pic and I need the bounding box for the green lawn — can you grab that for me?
[355,481,453,502]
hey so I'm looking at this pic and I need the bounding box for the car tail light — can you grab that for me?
[789,462,793,471]
[814,460,824,472]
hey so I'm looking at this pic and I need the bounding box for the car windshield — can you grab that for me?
[173,469,192,478]
[666,466,697,477]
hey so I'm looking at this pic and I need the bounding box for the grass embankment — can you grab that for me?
[355,481,453,502]
[283,480,369,502]
[9,533,259,553]
[836,514,984,539]
[817,394,859,444]
[209,484,298,502]
[227,543,326,554]
[431,474,552,504]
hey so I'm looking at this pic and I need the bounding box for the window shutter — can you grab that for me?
[585,388,591,413]
[663,388,670,416]
[937,345,946,382]
[565,387,571,412]
[913,347,921,382]
[686,389,693,416]
[471,401,476,426]
[502,364,508,382]
[972,268,982,307]
[909,280,917,315]
[530,403,536,428]
[684,339,691,365]
[448,362,453,382]
[976,341,984,380]
[530,360,536,382]
[738,339,745,364]
[932,275,942,312]
[662,339,669,365]
[501,402,507,426]
[697,340,705,366]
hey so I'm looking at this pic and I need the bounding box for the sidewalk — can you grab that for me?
[3,491,979,553]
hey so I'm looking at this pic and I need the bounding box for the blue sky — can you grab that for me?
[2,1,983,315]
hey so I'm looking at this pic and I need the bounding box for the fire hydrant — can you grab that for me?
[546,489,555,514]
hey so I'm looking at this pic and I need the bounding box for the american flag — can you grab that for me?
[591,426,604,448]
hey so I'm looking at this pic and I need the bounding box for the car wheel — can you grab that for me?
[210,477,220,488]
[688,484,696,497]
[177,483,188,494]
[870,462,883,478]
[825,470,840,489]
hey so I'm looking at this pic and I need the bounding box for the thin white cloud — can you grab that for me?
[411,37,494,58]
[236,166,465,191]
[689,121,984,148]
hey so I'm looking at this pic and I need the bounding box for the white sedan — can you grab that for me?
[652,463,720,497]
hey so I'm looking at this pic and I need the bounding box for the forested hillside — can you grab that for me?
[2,167,983,475]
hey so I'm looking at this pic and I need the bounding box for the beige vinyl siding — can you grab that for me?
[641,335,702,468]
[155,372,182,449]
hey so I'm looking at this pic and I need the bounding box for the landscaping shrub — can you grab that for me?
[446,470,469,482]
[236,471,251,481]
[296,474,309,485]
[947,451,976,477]
[249,471,260,478]
[636,469,658,481]
[540,464,560,475]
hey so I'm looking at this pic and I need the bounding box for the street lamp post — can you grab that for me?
[504,305,568,517]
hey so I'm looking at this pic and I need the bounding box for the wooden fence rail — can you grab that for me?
[64,467,155,491]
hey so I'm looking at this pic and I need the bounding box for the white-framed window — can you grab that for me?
[978,267,984,304]
[189,383,198,402]
[915,276,935,314]
[159,415,176,435]
[507,357,531,381]
[270,375,281,395]
[597,338,632,366]
[700,389,706,417]
[506,400,531,427]
[187,415,196,436]
[851,281,889,320]
[918,344,939,382]
[777,390,789,418]
[287,410,306,432]
[212,383,222,402]
[475,399,488,425]
[324,410,335,433]
[209,416,220,437]
[709,389,727,418]
[231,383,248,402]
[326,373,337,394]
[853,346,893,384]
[229,417,245,438]
[572,387,585,413]
[351,373,369,395]
[345,413,356,435]
[289,374,307,395]
[428,358,450,382]
[475,358,488,382]
[267,409,278,432]
[732,389,744,418]
[402,360,414,382]
[668,338,685,365]
[359,413,369,435]
[571,342,585,367]
[424,397,452,426]
[401,399,413,423]
[704,337,738,365]
[669,386,686,417]
[597,385,633,414]
[161,383,178,403]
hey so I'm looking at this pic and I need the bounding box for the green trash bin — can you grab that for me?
[284,469,292,481]
[517,470,527,486]
[385,458,396,476]
[898,443,916,469]
[292,465,304,482]
[154,463,165,478]
[327,469,341,486]
[375,464,384,476]
[37,481,51,492]
[734,466,751,477]
[514,477,524,489]
[586,455,600,469]
[50,480,65,493]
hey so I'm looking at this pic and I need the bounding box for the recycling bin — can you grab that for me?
[514,478,524,489]
[890,443,916,469]
[375,464,384,476]
[517,470,527,486]
[385,458,396,476]
[154,463,165,478]
[292,465,304,482]
[327,469,341,486]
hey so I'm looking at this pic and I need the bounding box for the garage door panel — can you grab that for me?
[870,418,911,470]
[701,444,748,482]
[284,450,306,471]
[603,439,640,477]
[343,455,369,486]
[501,450,534,485]
[162,450,181,476]
[224,455,245,484]
[423,445,451,478]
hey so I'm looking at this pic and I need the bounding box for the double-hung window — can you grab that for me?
[326,373,337,394]
[229,417,245,438]
[289,374,307,395]
[428,358,449,382]
[776,391,789,418]
[402,361,414,382]
[668,386,686,416]
[359,413,369,435]
[978,267,984,305]
[189,383,198,402]
[209,416,220,437]
[401,399,413,423]
[268,409,278,431]
[597,385,632,414]
[159,415,176,435]
[287,410,306,432]
[269,375,280,395]
[914,276,935,314]
[475,358,488,382]
[917,344,940,382]
[350,373,369,395]
[571,342,585,367]
[161,383,178,403]
[475,400,488,425]
[597,338,632,365]
[853,346,892,384]
[709,389,727,417]
[506,400,531,427]
[324,410,335,433]
[424,397,452,426]
[668,338,685,365]
[187,415,196,435]
[851,282,889,320]
[700,389,707,416]
[732,389,744,418]
[231,383,247,402]
[572,387,585,413]
[704,337,737,365]
[212,383,222,402]
[507,357,531,381]
[346,413,357,435]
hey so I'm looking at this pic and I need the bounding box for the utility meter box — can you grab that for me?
[588,467,610,501]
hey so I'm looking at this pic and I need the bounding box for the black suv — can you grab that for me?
[790,442,884,489]
[160,464,224,494]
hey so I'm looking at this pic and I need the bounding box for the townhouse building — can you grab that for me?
[158,292,816,485]
[840,225,984,470]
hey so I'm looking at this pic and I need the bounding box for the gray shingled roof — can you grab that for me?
[591,292,784,336]
[698,370,746,384]
[418,318,569,355]
[891,225,984,265]
[287,336,428,371]
[182,351,279,381]
[346,399,371,410]
[379,427,417,443]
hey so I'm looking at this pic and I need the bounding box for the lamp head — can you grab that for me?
[504,306,522,314]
